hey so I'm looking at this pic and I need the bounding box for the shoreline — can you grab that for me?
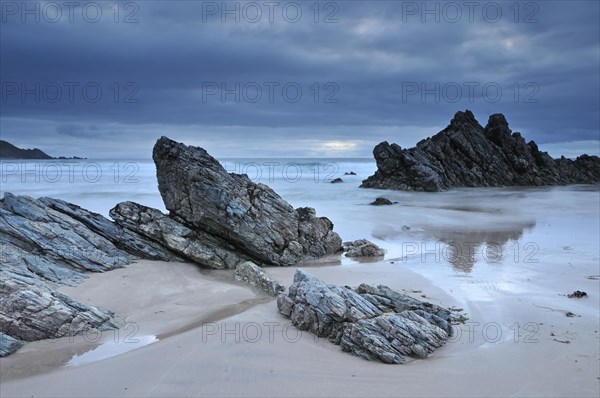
[2,256,599,397]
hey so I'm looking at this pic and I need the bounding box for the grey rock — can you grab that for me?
[343,239,385,257]
[234,261,284,297]
[0,332,23,357]
[0,275,117,342]
[278,270,455,364]
[0,193,151,356]
[330,178,344,184]
[1,193,131,274]
[369,197,394,206]
[153,137,342,266]
[361,110,600,191]
[344,172,357,176]
[110,201,247,269]
[40,197,182,262]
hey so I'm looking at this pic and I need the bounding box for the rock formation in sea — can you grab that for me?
[277,270,456,364]
[369,197,394,206]
[343,239,385,257]
[361,110,600,191]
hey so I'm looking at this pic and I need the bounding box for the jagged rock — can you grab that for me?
[0,276,117,342]
[343,239,385,257]
[110,201,247,269]
[234,261,284,297]
[153,137,342,266]
[0,193,169,356]
[0,332,23,357]
[370,197,394,206]
[330,178,344,184]
[40,197,183,262]
[277,270,454,364]
[361,110,600,191]
[344,171,357,175]
[0,193,131,274]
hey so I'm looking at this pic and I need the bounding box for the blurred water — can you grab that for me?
[2,158,599,284]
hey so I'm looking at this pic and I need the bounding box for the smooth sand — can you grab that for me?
[1,258,599,397]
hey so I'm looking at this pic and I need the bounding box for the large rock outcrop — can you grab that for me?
[153,137,342,266]
[277,270,456,364]
[361,110,600,191]
[0,193,181,356]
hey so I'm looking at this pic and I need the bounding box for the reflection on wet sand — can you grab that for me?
[433,222,537,272]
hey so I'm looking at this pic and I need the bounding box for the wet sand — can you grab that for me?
[1,258,599,397]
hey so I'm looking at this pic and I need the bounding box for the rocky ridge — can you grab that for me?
[361,110,600,191]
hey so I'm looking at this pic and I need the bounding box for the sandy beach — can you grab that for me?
[2,253,598,397]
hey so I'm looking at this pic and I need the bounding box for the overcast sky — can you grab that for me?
[1,0,599,159]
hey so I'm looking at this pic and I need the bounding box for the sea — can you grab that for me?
[2,157,599,308]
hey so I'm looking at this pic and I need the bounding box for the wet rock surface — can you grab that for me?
[361,110,600,191]
[343,239,385,257]
[369,197,394,206]
[277,270,455,364]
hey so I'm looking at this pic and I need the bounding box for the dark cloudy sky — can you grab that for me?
[1,0,599,158]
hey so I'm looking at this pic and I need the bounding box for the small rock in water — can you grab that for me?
[330,178,344,184]
[369,197,394,206]
[344,171,357,175]
[567,290,588,298]
[343,239,384,257]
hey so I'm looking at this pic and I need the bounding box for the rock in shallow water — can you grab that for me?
[369,197,394,206]
[153,137,342,266]
[343,239,385,257]
[361,110,600,191]
[277,270,455,364]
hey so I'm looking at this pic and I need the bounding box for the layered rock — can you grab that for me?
[153,137,342,267]
[0,277,117,343]
[234,261,284,297]
[277,270,455,364]
[361,110,600,191]
[110,201,247,269]
[0,193,180,356]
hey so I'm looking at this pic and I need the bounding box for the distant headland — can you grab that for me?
[0,140,85,160]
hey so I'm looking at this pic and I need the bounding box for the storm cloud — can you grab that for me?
[1,0,598,158]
